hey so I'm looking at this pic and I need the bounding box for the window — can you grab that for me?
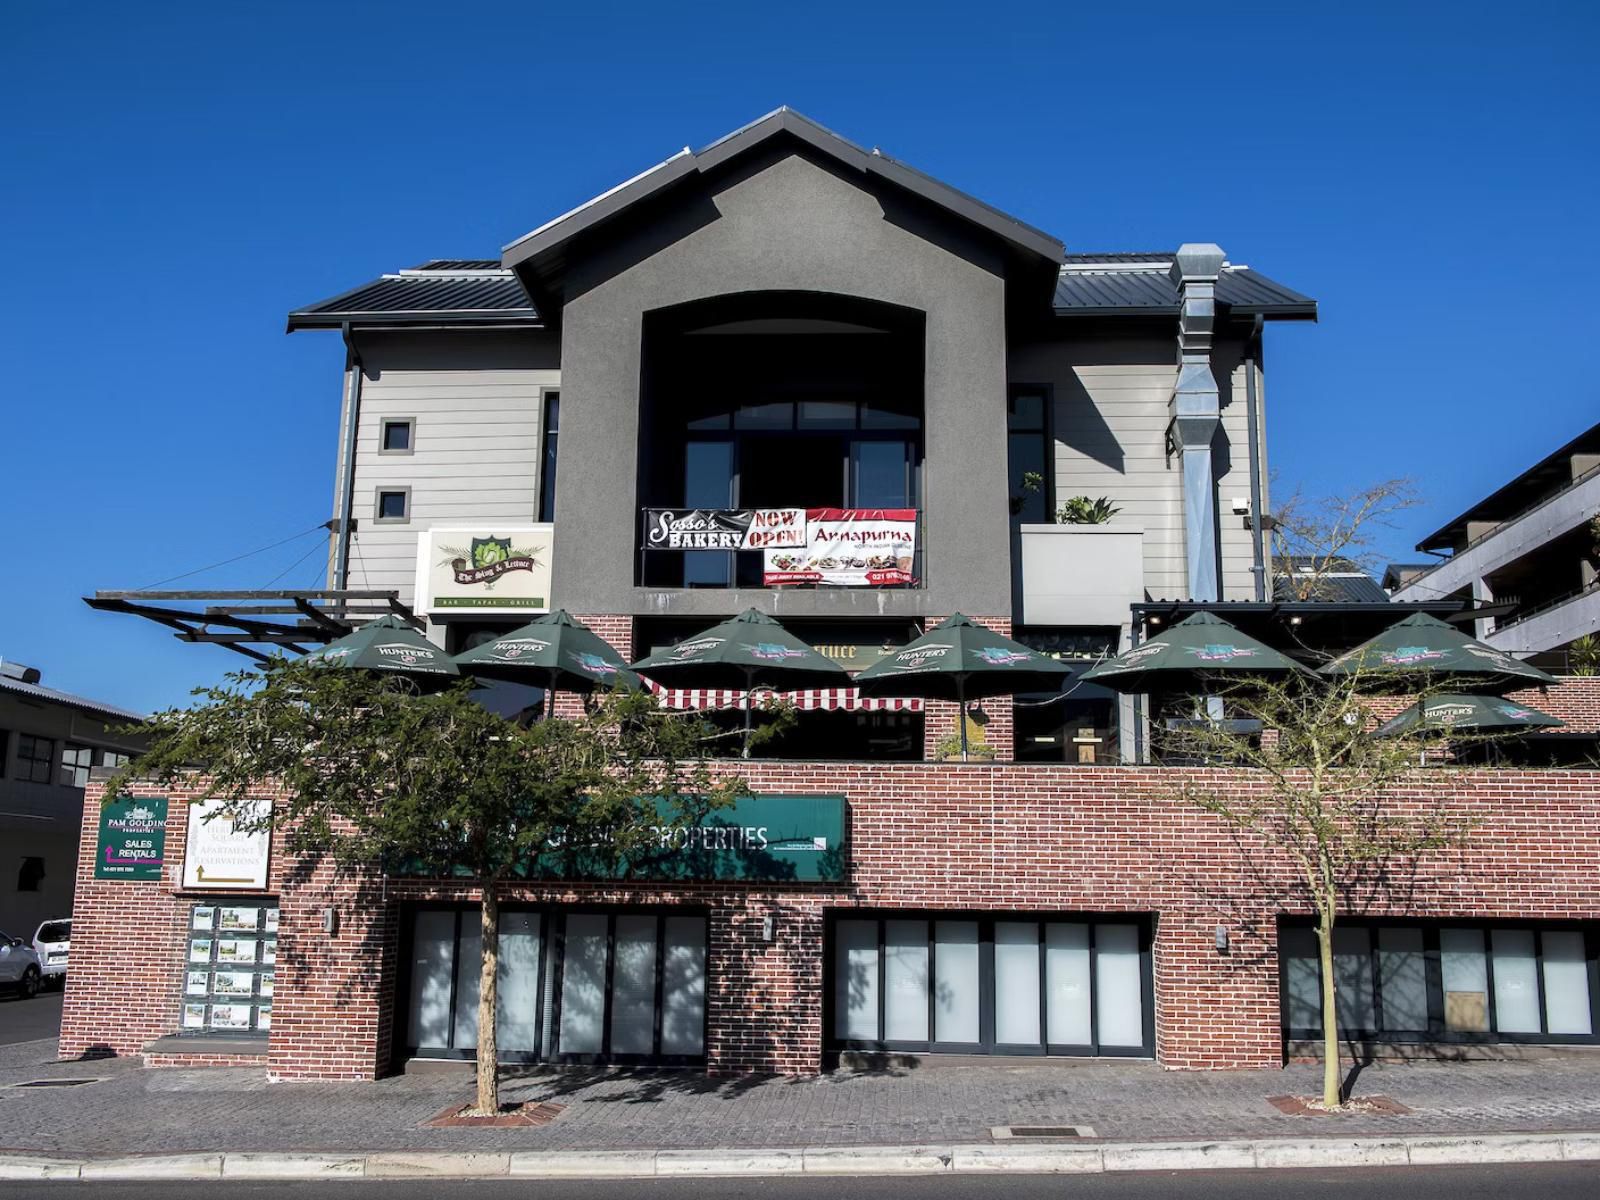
[182,902,278,1036]
[17,857,45,893]
[59,743,92,788]
[538,391,559,522]
[15,735,52,783]
[374,488,410,523]
[380,418,414,454]
[829,912,1153,1056]
[1007,386,1051,525]
[94,748,131,770]
[1014,629,1122,765]
[1280,920,1597,1043]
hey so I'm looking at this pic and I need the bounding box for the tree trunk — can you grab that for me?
[1316,913,1341,1108]
[473,884,500,1116]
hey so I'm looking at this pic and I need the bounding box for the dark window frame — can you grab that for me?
[824,909,1155,1060]
[373,486,411,524]
[379,417,415,455]
[15,734,54,784]
[538,389,559,522]
[1006,384,1054,526]
[396,902,710,1068]
[59,742,92,789]
[1277,916,1600,1047]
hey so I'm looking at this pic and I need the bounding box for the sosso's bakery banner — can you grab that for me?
[643,508,916,586]
[416,525,555,613]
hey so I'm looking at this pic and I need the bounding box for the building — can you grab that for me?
[61,111,1600,1079]
[1392,419,1600,668]
[0,660,145,935]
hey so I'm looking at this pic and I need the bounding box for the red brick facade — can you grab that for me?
[62,755,1600,1080]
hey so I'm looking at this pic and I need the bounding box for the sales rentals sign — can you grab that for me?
[644,508,916,586]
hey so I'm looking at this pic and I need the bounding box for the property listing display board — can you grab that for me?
[181,902,278,1035]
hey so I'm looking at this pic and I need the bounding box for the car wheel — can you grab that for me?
[19,967,39,999]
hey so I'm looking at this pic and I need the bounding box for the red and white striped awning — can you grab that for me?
[642,679,922,713]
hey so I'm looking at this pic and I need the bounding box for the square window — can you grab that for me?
[16,734,52,784]
[60,743,92,789]
[376,489,410,522]
[381,420,413,453]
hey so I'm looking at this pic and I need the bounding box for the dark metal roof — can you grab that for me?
[1273,563,1391,604]
[1417,417,1600,552]
[1054,260,1316,319]
[287,268,540,331]
[0,674,145,723]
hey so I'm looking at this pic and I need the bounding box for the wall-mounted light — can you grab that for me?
[1214,926,1230,954]
[761,914,776,943]
[323,907,340,937]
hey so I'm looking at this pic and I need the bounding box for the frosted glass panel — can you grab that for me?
[558,914,609,1054]
[1541,932,1593,1036]
[1333,926,1375,1032]
[1377,927,1428,1032]
[835,921,879,1040]
[453,923,482,1049]
[1045,923,1091,1045]
[1281,926,1321,1031]
[407,910,456,1049]
[1491,929,1540,1034]
[1441,928,1489,1032]
[884,921,929,1042]
[933,921,980,1043]
[610,916,658,1055]
[1095,924,1143,1046]
[994,923,1041,1045]
[497,912,542,1052]
[661,917,707,1055]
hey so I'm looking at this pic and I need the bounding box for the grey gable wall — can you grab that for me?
[551,145,1013,619]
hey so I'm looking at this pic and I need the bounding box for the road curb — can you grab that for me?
[2,1132,1597,1181]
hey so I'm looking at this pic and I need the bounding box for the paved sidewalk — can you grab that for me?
[3,1036,1600,1155]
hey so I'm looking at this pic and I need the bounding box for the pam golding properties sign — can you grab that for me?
[764,509,917,586]
[94,795,168,881]
[417,525,554,613]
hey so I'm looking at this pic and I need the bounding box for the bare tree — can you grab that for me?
[1161,668,1486,1110]
[1272,478,1420,601]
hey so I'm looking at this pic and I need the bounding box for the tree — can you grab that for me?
[1160,669,1485,1110]
[106,660,748,1116]
[1271,478,1420,601]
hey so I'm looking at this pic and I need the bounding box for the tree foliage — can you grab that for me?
[1272,477,1419,600]
[106,659,750,1114]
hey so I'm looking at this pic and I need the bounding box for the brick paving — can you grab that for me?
[4,1036,1600,1154]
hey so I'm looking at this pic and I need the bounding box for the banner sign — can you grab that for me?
[764,508,917,586]
[644,508,917,587]
[402,794,848,884]
[182,798,272,891]
[417,526,553,613]
[94,796,168,881]
[643,508,807,551]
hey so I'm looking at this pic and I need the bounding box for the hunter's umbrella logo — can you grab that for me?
[439,535,543,590]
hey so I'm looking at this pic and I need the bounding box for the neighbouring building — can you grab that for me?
[1392,418,1600,669]
[61,110,1600,1080]
[0,660,145,936]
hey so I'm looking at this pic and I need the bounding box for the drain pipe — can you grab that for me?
[331,322,364,590]
[1244,314,1267,602]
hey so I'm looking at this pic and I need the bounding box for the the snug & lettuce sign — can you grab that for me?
[94,796,169,881]
[416,525,554,613]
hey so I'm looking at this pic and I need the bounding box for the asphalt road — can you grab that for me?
[4,1164,1595,1198]
[0,986,62,1045]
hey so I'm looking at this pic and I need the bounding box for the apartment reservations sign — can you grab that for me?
[416,525,554,613]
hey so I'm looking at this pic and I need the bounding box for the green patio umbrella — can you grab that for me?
[451,610,640,718]
[1079,611,1312,694]
[1375,693,1564,738]
[298,613,459,687]
[1319,612,1557,693]
[853,614,1071,761]
[629,608,849,757]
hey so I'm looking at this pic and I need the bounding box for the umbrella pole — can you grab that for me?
[742,668,754,760]
[959,678,969,763]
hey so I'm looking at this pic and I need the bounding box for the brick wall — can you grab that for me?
[66,761,1600,1079]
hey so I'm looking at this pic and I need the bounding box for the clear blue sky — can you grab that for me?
[3,1,1596,713]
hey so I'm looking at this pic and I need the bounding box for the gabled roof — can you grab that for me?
[501,107,1067,280]
[287,262,541,331]
[0,674,145,724]
[1055,255,1316,319]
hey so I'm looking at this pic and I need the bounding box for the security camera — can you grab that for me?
[1230,497,1251,515]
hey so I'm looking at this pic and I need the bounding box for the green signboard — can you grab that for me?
[94,796,168,881]
[401,795,848,884]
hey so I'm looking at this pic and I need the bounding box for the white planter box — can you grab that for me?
[1018,524,1145,627]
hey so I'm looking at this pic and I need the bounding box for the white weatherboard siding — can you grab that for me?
[343,350,556,605]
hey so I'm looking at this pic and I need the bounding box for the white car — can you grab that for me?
[0,930,42,999]
[32,919,71,987]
